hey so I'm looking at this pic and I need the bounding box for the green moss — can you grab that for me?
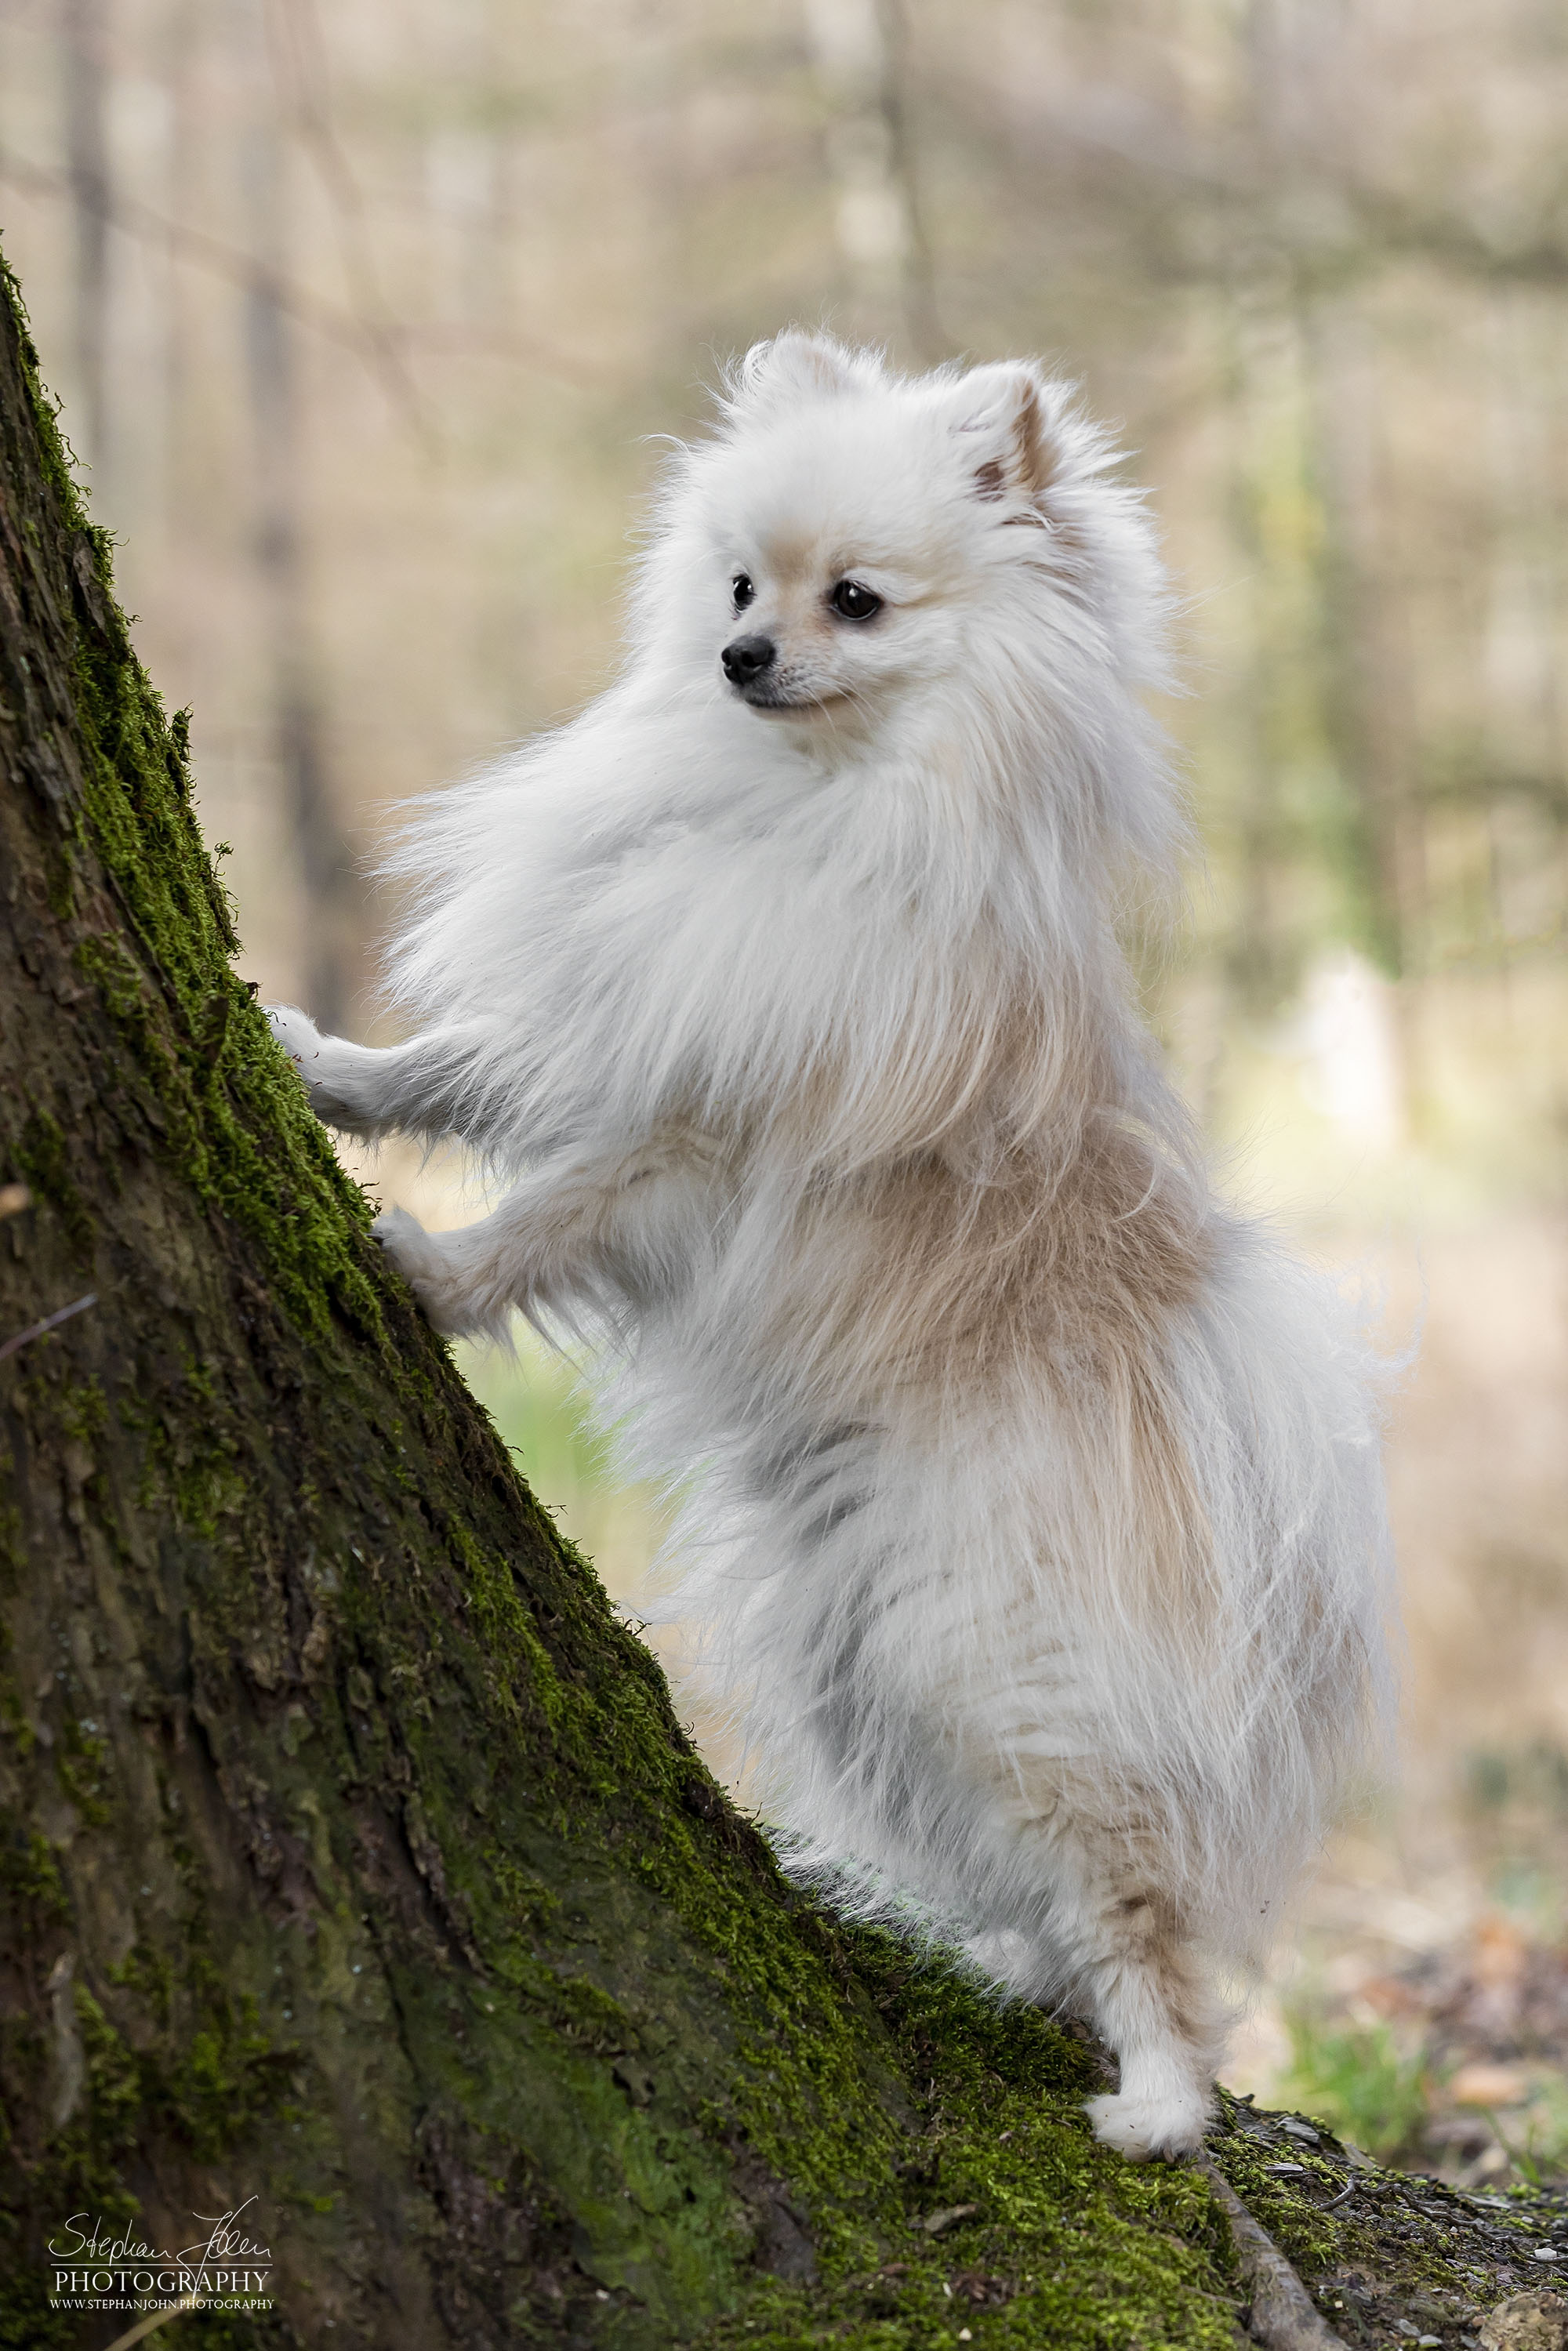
[452,1522,568,1736]
[74,1984,144,2139]
[166,1999,300,2167]
[49,1376,107,1449]
[1200,2087,1568,2344]
[0,1827,68,1921]
[0,1687,37,1761]
[0,1494,22,1598]
[107,1939,175,2032]
[55,1719,114,1829]
[675,1944,1244,2351]
[14,1108,92,1255]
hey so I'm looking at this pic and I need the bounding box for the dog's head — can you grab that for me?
[639,332,1169,749]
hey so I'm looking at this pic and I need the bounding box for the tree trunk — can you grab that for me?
[0,241,1554,2351]
[61,0,111,484]
[236,0,358,1041]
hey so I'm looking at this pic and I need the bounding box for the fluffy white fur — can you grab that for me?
[267,332,1394,2161]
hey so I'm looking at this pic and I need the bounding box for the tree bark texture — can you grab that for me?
[0,244,1558,2351]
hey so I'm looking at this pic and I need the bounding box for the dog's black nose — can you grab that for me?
[721,632,776,686]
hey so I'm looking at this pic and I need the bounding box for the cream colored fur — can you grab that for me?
[267,332,1394,2160]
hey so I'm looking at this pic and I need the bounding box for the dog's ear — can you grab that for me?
[948,363,1057,507]
[728,331,877,416]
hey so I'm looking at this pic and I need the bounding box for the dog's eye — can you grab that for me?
[731,573,755,611]
[830,579,881,621]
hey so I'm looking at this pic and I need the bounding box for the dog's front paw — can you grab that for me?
[372,1204,440,1284]
[264,1003,370,1130]
[372,1206,476,1337]
[265,1002,322,1071]
[1084,2087,1210,2162]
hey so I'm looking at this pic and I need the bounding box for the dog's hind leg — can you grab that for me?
[1078,1912,1222,2161]
[1022,1818,1226,2161]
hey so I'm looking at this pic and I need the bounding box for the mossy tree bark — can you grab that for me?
[0,245,1555,2351]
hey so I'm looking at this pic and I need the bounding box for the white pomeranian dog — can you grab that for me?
[268,332,1393,2160]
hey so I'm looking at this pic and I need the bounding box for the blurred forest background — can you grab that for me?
[2,0,1566,2182]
